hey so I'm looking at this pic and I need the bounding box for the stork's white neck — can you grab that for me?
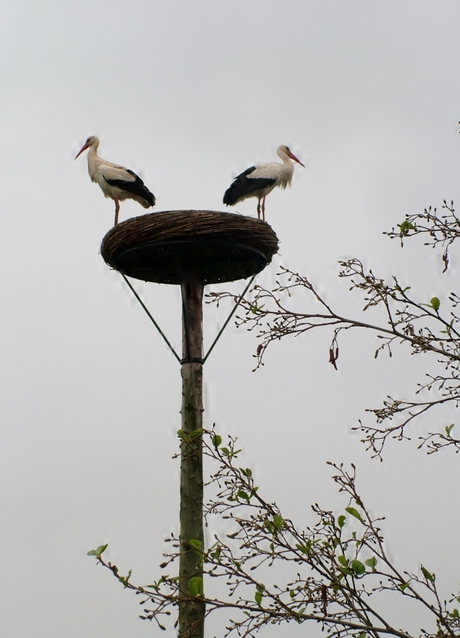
[87,144,103,181]
[275,151,294,188]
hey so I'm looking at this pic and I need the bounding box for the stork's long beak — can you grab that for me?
[75,142,89,159]
[288,150,305,168]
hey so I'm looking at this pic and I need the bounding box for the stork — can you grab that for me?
[75,136,155,225]
[223,145,305,221]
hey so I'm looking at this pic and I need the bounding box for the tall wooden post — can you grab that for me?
[179,269,205,638]
[100,210,279,638]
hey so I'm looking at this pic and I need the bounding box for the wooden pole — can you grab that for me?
[179,270,205,638]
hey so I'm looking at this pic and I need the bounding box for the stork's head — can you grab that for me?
[75,136,100,159]
[277,145,305,167]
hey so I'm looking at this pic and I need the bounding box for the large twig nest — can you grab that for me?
[100,210,279,285]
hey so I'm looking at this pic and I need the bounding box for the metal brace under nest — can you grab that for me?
[120,273,256,365]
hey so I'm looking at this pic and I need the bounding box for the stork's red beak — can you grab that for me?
[287,150,305,168]
[75,142,90,159]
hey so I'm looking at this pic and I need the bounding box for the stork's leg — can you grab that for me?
[261,197,266,221]
[114,200,120,226]
[257,200,261,219]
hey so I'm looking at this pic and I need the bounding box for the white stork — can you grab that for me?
[223,145,305,221]
[75,136,155,225]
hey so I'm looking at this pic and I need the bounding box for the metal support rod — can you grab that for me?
[202,275,256,364]
[121,272,257,366]
[120,273,181,363]
[179,270,205,638]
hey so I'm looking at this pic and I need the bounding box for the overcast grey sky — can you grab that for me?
[2,1,460,636]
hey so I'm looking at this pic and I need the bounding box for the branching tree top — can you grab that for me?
[208,202,460,458]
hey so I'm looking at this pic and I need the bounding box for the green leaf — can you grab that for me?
[430,297,440,311]
[255,583,265,606]
[264,519,274,533]
[250,302,265,314]
[188,428,204,439]
[212,434,222,448]
[273,514,284,531]
[445,424,454,436]
[337,555,348,567]
[398,220,416,234]
[357,633,367,638]
[211,546,221,562]
[87,543,108,557]
[351,559,366,576]
[221,447,230,457]
[441,318,455,335]
[345,507,364,524]
[337,515,346,528]
[393,281,411,293]
[187,576,203,597]
[188,539,202,551]
[295,541,312,555]
[365,556,378,570]
[119,569,132,586]
[296,607,306,619]
[399,582,409,592]
[239,467,252,478]
[338,566,352,578]
[237,489,250,502]
[421,566,435,582]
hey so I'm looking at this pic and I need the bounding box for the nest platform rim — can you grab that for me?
[100,210,279,285]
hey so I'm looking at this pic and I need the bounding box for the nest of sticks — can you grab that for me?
[100,210,279,285]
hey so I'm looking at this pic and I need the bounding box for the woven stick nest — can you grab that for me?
[100,210,279,285]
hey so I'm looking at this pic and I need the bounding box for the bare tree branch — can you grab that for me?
[206,205,460,457]
[88,430,460,637]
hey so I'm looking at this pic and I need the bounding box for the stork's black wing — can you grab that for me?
[104,169,155,206]
[223,166,275,206]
